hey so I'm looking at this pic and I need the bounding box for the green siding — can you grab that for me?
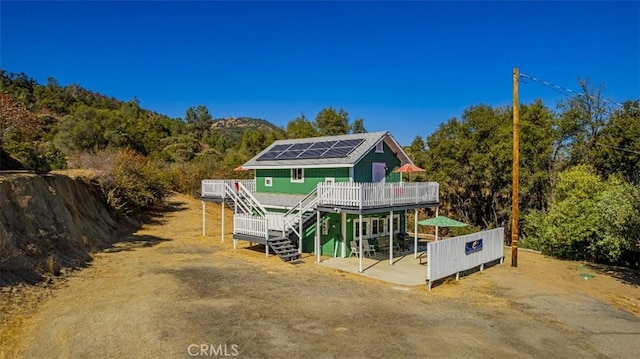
[299,212,406,257]
[256,167,349,194]
[353,143,401,183]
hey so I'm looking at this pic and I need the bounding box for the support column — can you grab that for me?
[221,202,225,242]
[316,211,321,263]
[389,210,394,265]
[202,201,206,237]
[341,212,347,258]
[358,214,363,273]
[414,208,418,259]
[435,207,439,241]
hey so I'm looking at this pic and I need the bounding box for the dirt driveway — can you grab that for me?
[2,194,639,358]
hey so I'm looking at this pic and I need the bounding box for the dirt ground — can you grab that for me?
[1,193,639,358]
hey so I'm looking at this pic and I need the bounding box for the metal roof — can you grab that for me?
[242,131,413,169]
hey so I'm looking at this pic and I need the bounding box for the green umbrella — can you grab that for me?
[418,216,467,240]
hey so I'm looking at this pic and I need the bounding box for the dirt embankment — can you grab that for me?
[0,173,130,286]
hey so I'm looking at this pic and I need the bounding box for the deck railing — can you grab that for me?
[201,179,255,198]
[317,182,439,208]
[233,213,268,238]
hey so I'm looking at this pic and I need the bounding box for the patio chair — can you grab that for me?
[349,241,361,258]
[362,240,377,257]
[377,237,389,253]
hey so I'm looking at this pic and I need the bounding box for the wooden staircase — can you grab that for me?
[268,237,301,262]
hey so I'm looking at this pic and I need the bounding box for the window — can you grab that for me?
[354,220,369,238]
[371,218,385,235]
[264,177,272,187]
[375,141,384,153]
[291,168,304,183]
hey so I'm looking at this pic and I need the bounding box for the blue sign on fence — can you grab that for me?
[465,239,483,255]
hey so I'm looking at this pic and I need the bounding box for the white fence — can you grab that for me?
[426,228,504,290]
[233,213,267,238]
[265,212,298,232]
[317,182,439,208]
[202,179,255,198]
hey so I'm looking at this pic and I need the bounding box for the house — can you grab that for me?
[201,131,439,271]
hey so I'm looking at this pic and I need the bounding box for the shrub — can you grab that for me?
[521,165,640,267]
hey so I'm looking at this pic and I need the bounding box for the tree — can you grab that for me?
[590,100,640,184]
[423,102,555,229]
[314,107,350,136]
[522,165,640,267]
[184,105,213,140]
[0,93,38,149]
[285,114,318,139]
[556,79,611,166]
[350,118,367,134]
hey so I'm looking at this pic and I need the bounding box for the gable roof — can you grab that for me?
[241,131,413,169]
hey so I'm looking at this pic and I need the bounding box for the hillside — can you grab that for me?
[0,173,131,285]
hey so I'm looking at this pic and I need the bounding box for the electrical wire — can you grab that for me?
[519,72,624,108]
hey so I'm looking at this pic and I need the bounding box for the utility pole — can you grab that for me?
[512,67,519,267]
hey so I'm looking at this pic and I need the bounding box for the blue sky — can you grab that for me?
[2,1,639,146]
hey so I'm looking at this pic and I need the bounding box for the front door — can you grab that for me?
[372,162,386,183]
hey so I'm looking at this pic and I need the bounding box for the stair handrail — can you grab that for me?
[222,183,252,214]
[237,182,268,217]
[282,188,318,237]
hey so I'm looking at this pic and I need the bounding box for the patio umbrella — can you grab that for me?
[418,216,467,241]
[392,163,425,182]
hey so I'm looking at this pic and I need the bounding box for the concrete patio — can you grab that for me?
[320,251,428,286]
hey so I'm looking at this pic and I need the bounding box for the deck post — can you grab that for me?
[389,210,394,265]
[299,202,303,255]
[341,212,347,257]
[221,201,225,242]
[202,201,206,237]
[414,208,418,259]
[316,211,321,263]
[435,206,439,241]
[265,226,269,257]
[358,214,363,273]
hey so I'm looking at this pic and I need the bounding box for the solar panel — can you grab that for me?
[309,141,337,149]
[256,151,282,160]
[335,139,363,147]
[276,150,305,159]
[289,142,313,150]
[323,148,353,158]
[256,138,366,161]
[297,148,326,158]
[271,144,292,151]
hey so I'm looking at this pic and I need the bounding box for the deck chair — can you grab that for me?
[349,241,361,258]
[362,240,377,257]
[377,237,389,253]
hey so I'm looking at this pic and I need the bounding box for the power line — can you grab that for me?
[594,142,640,155]
[519,72,624,108]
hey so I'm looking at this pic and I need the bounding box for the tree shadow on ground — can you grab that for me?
[103,234,172,253]
[587,263,640,287]
[133,199,188,226]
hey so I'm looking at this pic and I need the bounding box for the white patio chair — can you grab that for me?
[349,241,361,258]
[362,240,377,257]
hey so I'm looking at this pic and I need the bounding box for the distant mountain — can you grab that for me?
[207,117,283,148]
[210,117,279,132]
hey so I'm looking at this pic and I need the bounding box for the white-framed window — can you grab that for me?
[325,177,335,184]
[375,141,384,153]
[389,214,401,233]
[354,220,369,238]
[264,177,272,187]
[291,168,304,183]
[371,218,386,235]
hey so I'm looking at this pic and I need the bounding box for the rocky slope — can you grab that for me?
[0,173,126,285]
